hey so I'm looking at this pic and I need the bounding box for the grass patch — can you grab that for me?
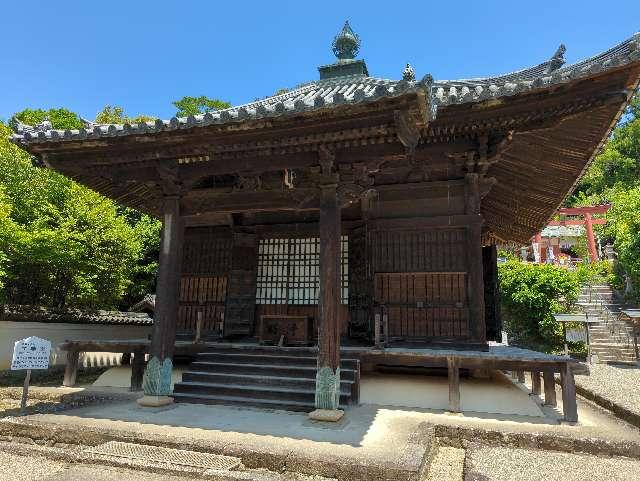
[0,366,108,388]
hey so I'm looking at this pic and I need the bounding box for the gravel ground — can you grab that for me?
[465,446,640,481]
[424,446,464,481]
[575,363,640,415]
[0,450,68,481]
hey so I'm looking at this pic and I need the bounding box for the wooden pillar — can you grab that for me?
[447,356,461,413]
[465,174,486,344]
[140,194,183,404]
[531,371,541,395]
[560,363,578,423]
[543,370,557,407]
[130,350,145,391]
[516,370,525,383]
[315,184,342,411]
[63,351,79,387]
[584,213,598,262]
[483,245,501,341]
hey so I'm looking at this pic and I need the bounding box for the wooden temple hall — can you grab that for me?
[12,24,640,420]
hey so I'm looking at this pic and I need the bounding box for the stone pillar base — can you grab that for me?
[309,409,344,422]
[136,395,174,407]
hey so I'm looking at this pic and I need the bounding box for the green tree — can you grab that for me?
[95,105,156,124]
[11,108,83,130]
[0,120,146,308]
[499,260,581,351]
[570,91,640,300]
[172,96,231,117]
[117,207,161,309]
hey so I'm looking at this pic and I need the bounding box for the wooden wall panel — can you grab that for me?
[182,227,232,276]
[224,233,258,336]
[368,229,466,273]
[348,226,371,340]
[177,276,227,331]
[374,272,469,340]
[179,227,232,333]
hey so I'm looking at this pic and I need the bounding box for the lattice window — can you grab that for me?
[256,237,348,304]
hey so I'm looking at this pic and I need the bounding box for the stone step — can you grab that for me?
[182,370,355,391]
[188,361,359,381]
[195,352,360,369]
[172,392,317,412]
[174,348,361,411]
[173,381,353,405]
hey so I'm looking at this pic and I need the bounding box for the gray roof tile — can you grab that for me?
[1,305,153,326]
[11,32,640,145]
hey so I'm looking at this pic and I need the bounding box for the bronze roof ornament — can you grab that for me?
[403,63,416,81]
[332,21,360,60]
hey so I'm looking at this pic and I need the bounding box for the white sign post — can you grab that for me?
[11,336,52,412]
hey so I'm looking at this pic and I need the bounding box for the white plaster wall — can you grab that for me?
[0,321,152,370]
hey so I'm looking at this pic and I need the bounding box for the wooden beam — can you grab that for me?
[548,219,607,226]
[447,356,461,413]
[557,206,611,215]
[560,363,578,423]
[63,351,79,387]
[531,371,541,395]
[130,350,145,391]
[543,370,557,407]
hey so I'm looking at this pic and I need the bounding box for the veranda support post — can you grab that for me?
[312,183,342,417]
[138,194,183,407]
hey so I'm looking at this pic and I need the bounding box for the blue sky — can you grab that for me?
[1,1,639,122]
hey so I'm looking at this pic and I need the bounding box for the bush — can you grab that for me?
[498,260,581,352]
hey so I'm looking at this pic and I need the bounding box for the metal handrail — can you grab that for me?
[583,283,634,348]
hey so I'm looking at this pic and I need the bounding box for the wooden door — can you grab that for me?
[374,272,469,340]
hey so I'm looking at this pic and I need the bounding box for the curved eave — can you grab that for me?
[479,62,640,244]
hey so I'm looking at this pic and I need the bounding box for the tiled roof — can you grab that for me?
[11,33,640,146]
[129,294,156,313]
[540,225,585,238]
[433,33,640,107]
[1,305,153,326]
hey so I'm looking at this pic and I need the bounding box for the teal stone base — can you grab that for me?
[315,366,340,410]
[142,356,173,396]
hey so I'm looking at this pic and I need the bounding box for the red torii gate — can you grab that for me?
[540,205,610,262]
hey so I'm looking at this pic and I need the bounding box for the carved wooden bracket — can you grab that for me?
[447,131,513,175]
[156,162,185,197]
[318,145,338,182]
[394,109,421,160]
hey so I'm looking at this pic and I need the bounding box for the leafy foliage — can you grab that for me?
[172,96,231,117]
[570,92,640,301]
[11,108,83,130]
[0,120,158,309]
[499,260,581,351]
[95,105,156,124]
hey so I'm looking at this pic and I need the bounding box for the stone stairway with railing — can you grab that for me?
[577,284,637,364]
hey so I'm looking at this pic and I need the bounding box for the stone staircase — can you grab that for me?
[577,284,637,364]
[173,345,360,412]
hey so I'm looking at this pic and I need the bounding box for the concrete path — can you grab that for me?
[465,445,640,481]
[575,363,640,425]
